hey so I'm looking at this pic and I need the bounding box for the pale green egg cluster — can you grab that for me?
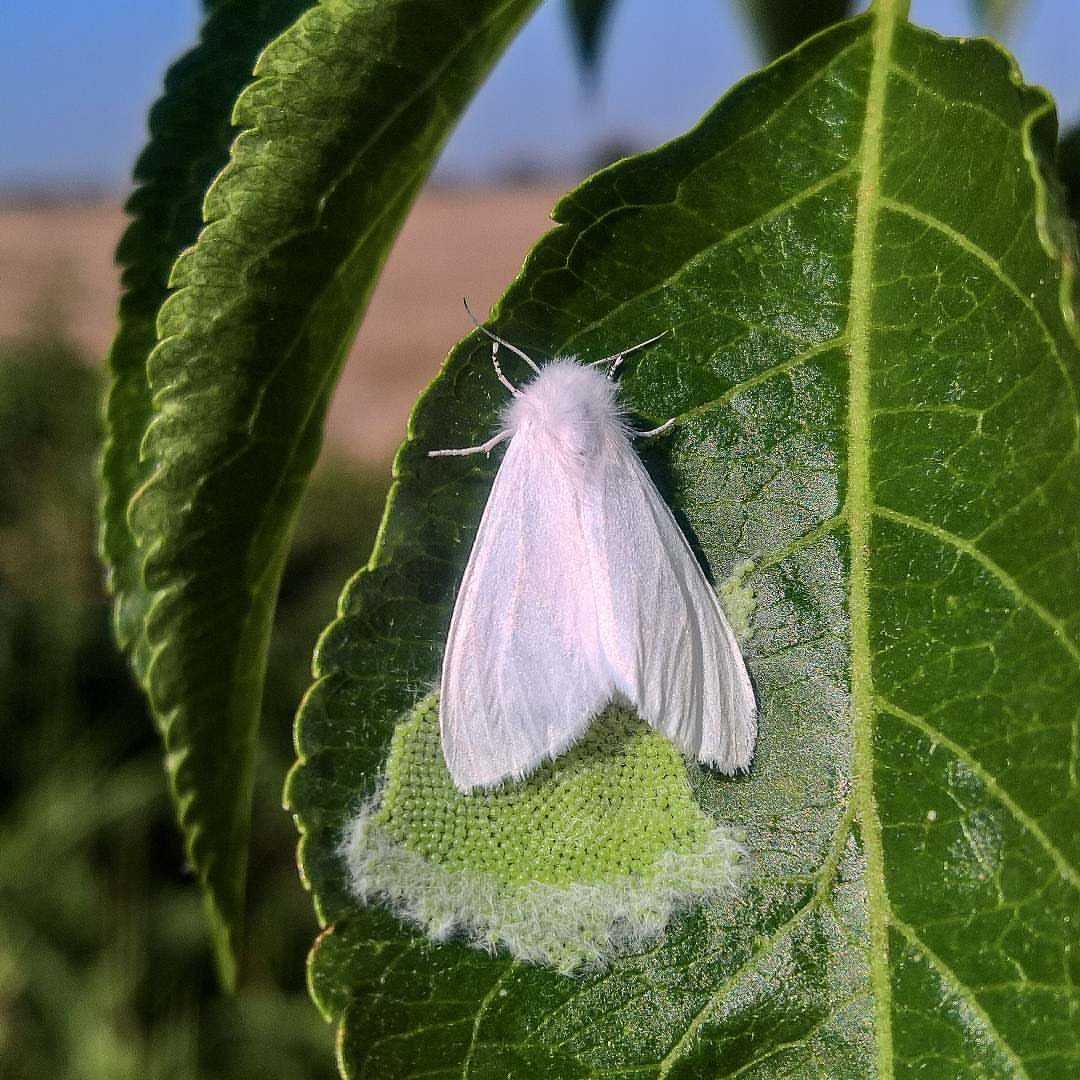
[375,696,714,886]
[343,694,745,971]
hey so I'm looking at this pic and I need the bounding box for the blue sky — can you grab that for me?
[2,0,1078,190]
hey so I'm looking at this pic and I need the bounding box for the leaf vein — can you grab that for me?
[461,963,519,1078]
[873,505,1080,668]
[553,165,855,359]
[890,916,1033,1079]
[669,334,850,430]
[876,696,1079,891]
[726,992,874,1079]
[878,196,1080,453]
[654,803,857,1077]
[887,62,1017,135]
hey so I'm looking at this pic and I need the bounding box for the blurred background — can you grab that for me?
[1,1,1078,1075]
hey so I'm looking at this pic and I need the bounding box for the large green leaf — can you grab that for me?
[98,0,317,992]
[291,1,1080,1074]
[105,0,539,988]
[101,0,315,678]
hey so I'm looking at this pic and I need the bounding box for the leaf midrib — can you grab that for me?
[640,7,908,1075]
[847,1,902,1075]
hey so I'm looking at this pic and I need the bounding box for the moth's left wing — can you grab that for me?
[438,431,612,791]
[583,436,757,772]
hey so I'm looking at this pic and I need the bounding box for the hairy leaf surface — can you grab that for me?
[107,0,538,986]
[292,2,1080,1074]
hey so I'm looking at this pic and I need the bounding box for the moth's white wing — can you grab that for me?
[583,434,757,772]
[439,432,610,791]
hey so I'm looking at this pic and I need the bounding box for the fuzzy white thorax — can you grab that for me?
[501,358,626,463]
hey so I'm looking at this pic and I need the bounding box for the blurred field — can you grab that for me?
[0,186,564,468]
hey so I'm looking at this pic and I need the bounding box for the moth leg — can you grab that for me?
[631,417,676,439]
[428,430,512,458]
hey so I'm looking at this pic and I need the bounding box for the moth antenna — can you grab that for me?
[489,340,520,397]
[463,298,541,374]
[588,329,671,378]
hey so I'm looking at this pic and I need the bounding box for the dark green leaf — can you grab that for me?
[737,0,854,60]
[107,0,538,988]
[101,0,314,678]
[1058,124,1080,228]
[291,1,1080,1073]
[969,0,1027,33]
[569,0,856,77]
[565,0,618,72]
[98,0,316,989]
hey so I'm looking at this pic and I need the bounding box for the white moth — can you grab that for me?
[430,310,757,792]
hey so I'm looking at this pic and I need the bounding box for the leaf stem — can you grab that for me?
[874,0,911,20]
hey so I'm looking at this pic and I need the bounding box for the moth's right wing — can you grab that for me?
[585,436,757,773]
[439,433,610,791]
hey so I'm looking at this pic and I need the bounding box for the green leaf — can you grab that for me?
[99,0,317,990]
[1058,124,1080,228]
[291,1,1080,1073]
[737,0,854,60]
[101,0,316,677]
[565,0,618,72]
[105,0,539,988]
[568,1,856,73]
[969,0,1027,33]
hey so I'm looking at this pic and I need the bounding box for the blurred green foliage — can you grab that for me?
[1059,124,1080,228]
[0,336,388,1078]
